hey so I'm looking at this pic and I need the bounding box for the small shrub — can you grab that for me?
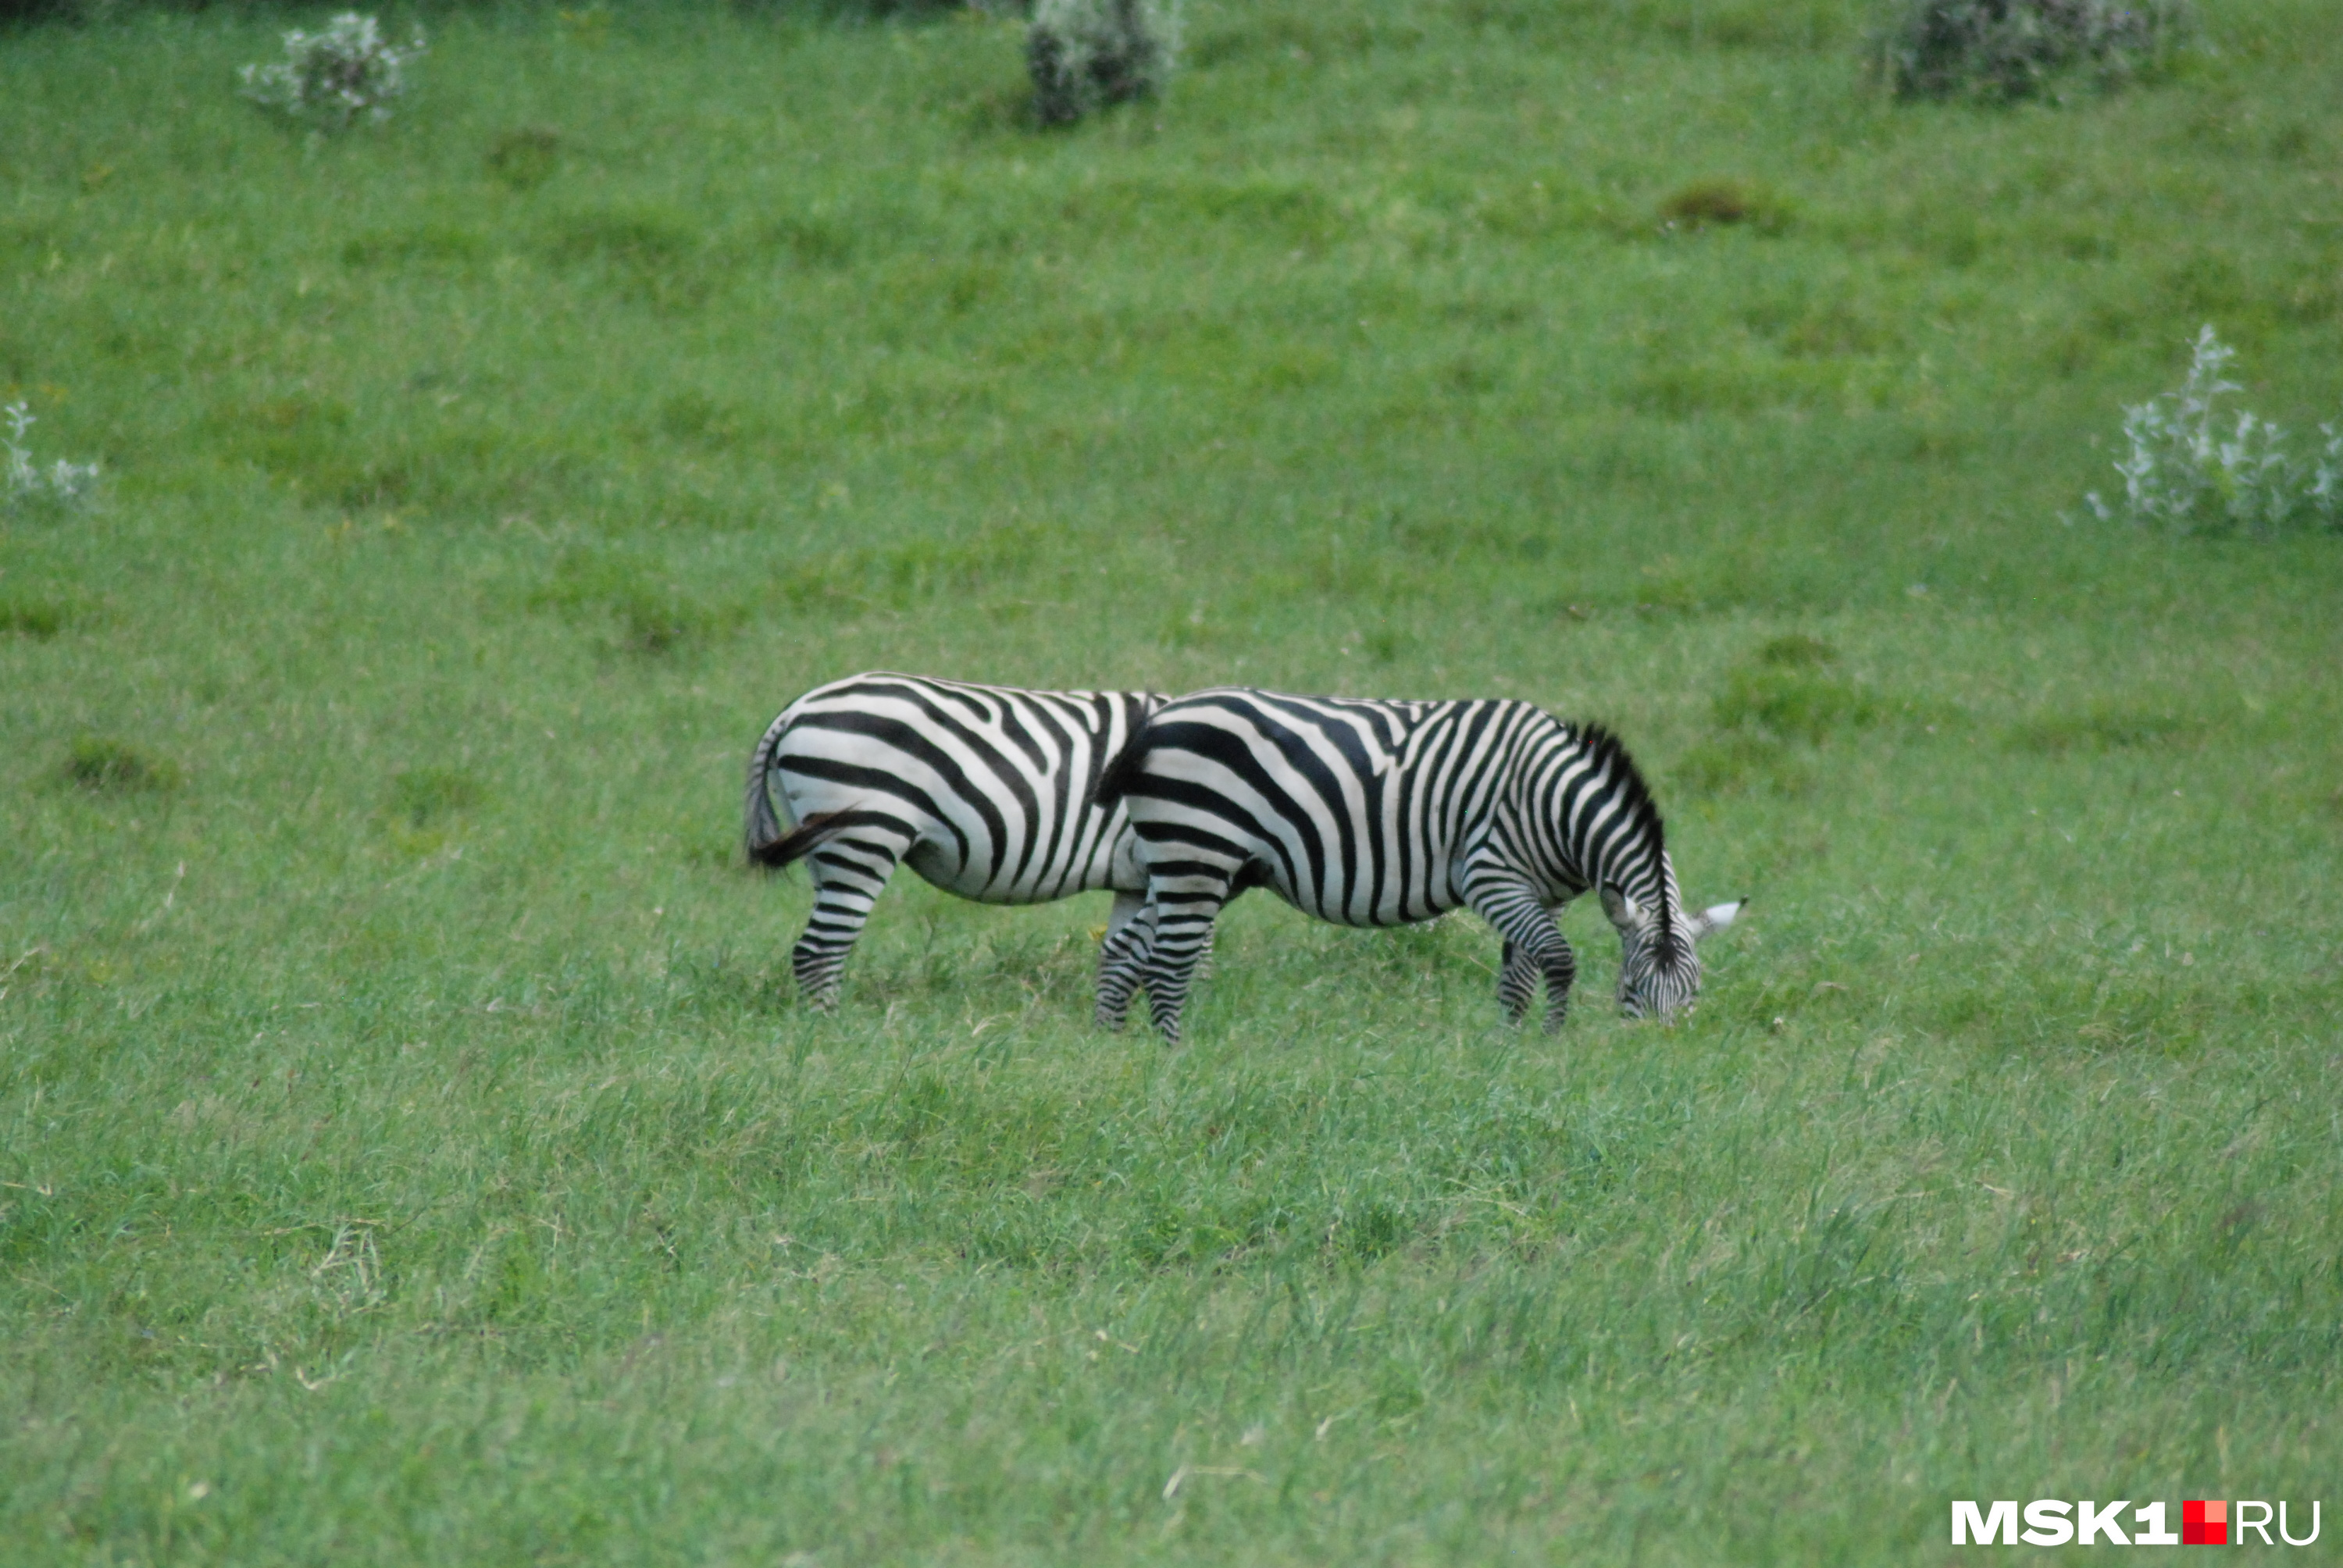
[1870,0,2188,102]
[241,12,426,131]
[4,403,101,517]
[2086,326,2342,536]
[1028,0,1181,127]
[63,737,180,794]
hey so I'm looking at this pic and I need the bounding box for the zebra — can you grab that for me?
[1091,688,1741,1042]
[745,672,1165,1010]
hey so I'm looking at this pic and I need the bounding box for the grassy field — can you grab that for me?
[4,0,2341,1560]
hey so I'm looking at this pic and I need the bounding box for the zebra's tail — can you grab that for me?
[1092,723,1153,812]
[748,809,852,871]
[744,711,828,870]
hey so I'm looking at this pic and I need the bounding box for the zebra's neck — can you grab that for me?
[1590,836,1673,926]
[1530,723,1673,932]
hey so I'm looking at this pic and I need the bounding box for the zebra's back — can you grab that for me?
[1117,689,1555,926]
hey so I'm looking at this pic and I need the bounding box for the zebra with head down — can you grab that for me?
[1092,687,1742,1043]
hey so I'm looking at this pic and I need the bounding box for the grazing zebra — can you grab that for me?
[746,672,1164,1010]
[1093,688,1740,1042]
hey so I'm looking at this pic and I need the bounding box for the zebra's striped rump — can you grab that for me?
[1097,688,1736,1042]
[747,672,1163,1009]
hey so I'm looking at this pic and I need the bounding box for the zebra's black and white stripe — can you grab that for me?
[747,672,1164,1009]
[1093,688,1739,1042]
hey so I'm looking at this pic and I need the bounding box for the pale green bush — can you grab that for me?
[1027,0,1180,127]
[2088,326,2343,536]
[1871,0,2188,101]
[3,403,100,518]
[240,12,426,131]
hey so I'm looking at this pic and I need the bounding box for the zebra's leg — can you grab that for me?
[1536,925,1579,1034]
[1466,877,1577,1031]
[1139,874,1232,1047]
[1497,939,1539,1025]
[1095,891,1155,1031]
[793,832,911,1010]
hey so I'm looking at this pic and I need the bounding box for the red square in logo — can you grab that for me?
[2183,1500,2227,1545]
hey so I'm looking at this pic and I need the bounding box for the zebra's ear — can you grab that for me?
[1599,885,1643,929]
[1685,900,1743,941]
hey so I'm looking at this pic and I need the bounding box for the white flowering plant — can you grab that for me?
[2088,326,2343,536]
[240,12,426,131]
[4,403,102,518]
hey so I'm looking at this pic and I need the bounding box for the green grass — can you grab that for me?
[4,1,2341,1561]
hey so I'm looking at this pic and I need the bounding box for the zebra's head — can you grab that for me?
[1600,883,1742,1020]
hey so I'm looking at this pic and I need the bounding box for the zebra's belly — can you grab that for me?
[1257,861,1464,928]
[902,829,1125,904]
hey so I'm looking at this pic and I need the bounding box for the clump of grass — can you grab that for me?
[1,599,66,639]
[4,403,101,518]
[62,737,180,794]
[0,590,96,638]
[2007,704,2201,753]
[1713,636,1881,743]
[1677,637,1872,795]
[1027,0,1181,127]
[388,767,486,825]
[1716,666,1878,742]
[1753,633,1838,669]
[1870,0,2190,102]
[342,225,490,271]
[1673,730,1814,796]
[545,206,707,310]
[530,551,742,655]
[547,209,699,269]
[486,127,562,191]
[2087,325,2342,535]
[241,12,426,131]
[1657,180,1785,233]
[655,390,744,447]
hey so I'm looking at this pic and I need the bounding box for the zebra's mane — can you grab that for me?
[1568,721,1671,931]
